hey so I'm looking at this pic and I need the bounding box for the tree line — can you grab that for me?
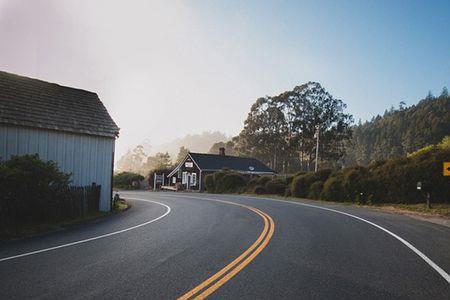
[344,88,450,165]
[117,83,450,177]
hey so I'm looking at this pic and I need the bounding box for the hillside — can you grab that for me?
[115,131,229,174]
[345,89,450,165]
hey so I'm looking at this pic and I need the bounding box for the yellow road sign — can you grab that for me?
[444,162,450,176]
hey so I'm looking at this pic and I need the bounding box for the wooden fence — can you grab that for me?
[0,184,101,226]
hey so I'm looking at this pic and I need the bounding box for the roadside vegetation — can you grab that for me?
[0,154,127,241]
[205,137,450,215]
[113,171,144,189]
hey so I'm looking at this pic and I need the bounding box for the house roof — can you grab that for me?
[169,152,275,176]
[0,71,119,138]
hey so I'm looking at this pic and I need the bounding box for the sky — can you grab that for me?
[0,0,449,158]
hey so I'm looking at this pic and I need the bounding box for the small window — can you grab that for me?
[182,172,187,184]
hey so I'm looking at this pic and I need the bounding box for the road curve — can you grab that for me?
[0,191,449,299]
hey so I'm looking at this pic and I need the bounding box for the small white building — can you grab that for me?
[0,71,119,211]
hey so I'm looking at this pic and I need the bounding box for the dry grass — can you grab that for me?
[369,203,450,218]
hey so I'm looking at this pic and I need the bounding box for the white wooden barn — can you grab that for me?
[0,71,119,211]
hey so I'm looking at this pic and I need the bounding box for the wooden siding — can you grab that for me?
[0,124,115,211]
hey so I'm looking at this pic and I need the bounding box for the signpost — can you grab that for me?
[417,181,430,209]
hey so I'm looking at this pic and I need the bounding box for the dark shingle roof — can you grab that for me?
[0,71,119,138]
[189,152,275,174]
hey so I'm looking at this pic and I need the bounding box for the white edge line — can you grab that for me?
[160,193,450,285]
[0,198,171,263]
[254,195,450,285]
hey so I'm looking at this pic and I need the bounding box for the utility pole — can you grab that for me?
[314,124,320,172]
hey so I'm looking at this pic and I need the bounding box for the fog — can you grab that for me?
[1,0,448,158]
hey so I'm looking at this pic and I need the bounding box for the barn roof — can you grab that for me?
[169,152,275,177]
[0,71,119,138]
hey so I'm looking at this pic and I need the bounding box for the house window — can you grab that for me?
[185,162,193,168]
[191,173,197,186]
[182,172,187,184]
[172,177,176,184]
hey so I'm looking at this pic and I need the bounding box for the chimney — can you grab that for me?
[219,147,226,156]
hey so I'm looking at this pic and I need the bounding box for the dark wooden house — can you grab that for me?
[167,148,275,191]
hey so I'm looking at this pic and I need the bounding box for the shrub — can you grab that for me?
[265,178,287,195]
[308,181,324,200]
[341,166,371,202]
[256,176,272,186]
[291,174,310,198]
[285,176,294,185]
[248,176,260,187]
[0,154,72,225]
[204,174,215,192]
[254,185,266,195]
[321,175,344,201]
[368,144,450,204]
[291,169,333,198]
[113,172,144,189]
[215,172,247,193]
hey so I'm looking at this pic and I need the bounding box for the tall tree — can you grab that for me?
[153,152,172,170]
[176,146,190,163]
[235,96,288,170]
[235,82,353,172]
[208,141,236,156]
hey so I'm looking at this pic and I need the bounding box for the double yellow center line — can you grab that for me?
[177,198,275,299]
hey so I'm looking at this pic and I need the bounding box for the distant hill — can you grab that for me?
[144,131,229,159]
[344,88,450,165]
[116,131,229,174]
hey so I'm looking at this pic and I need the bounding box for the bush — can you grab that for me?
[291,169,333,198]
[321,175,344,201]
[254,185,266,195]
[341,166,371,203]
[308,181,324,200]
[214,172,247,193]
[265,178,287,195]
[204,174,215,192]
[0,154,74,225]
[367,144,450,203]
[291,174,310,198]
[113,172,144,189]
[256,176,272,186]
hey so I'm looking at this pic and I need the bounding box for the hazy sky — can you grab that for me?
[0,0,449,158]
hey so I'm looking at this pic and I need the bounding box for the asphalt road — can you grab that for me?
[0,191,449,299]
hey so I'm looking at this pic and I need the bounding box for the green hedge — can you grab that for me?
[204,170,248,193]
[291,169,333,198]
[300,138,450,204]
[113,172,144,189]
